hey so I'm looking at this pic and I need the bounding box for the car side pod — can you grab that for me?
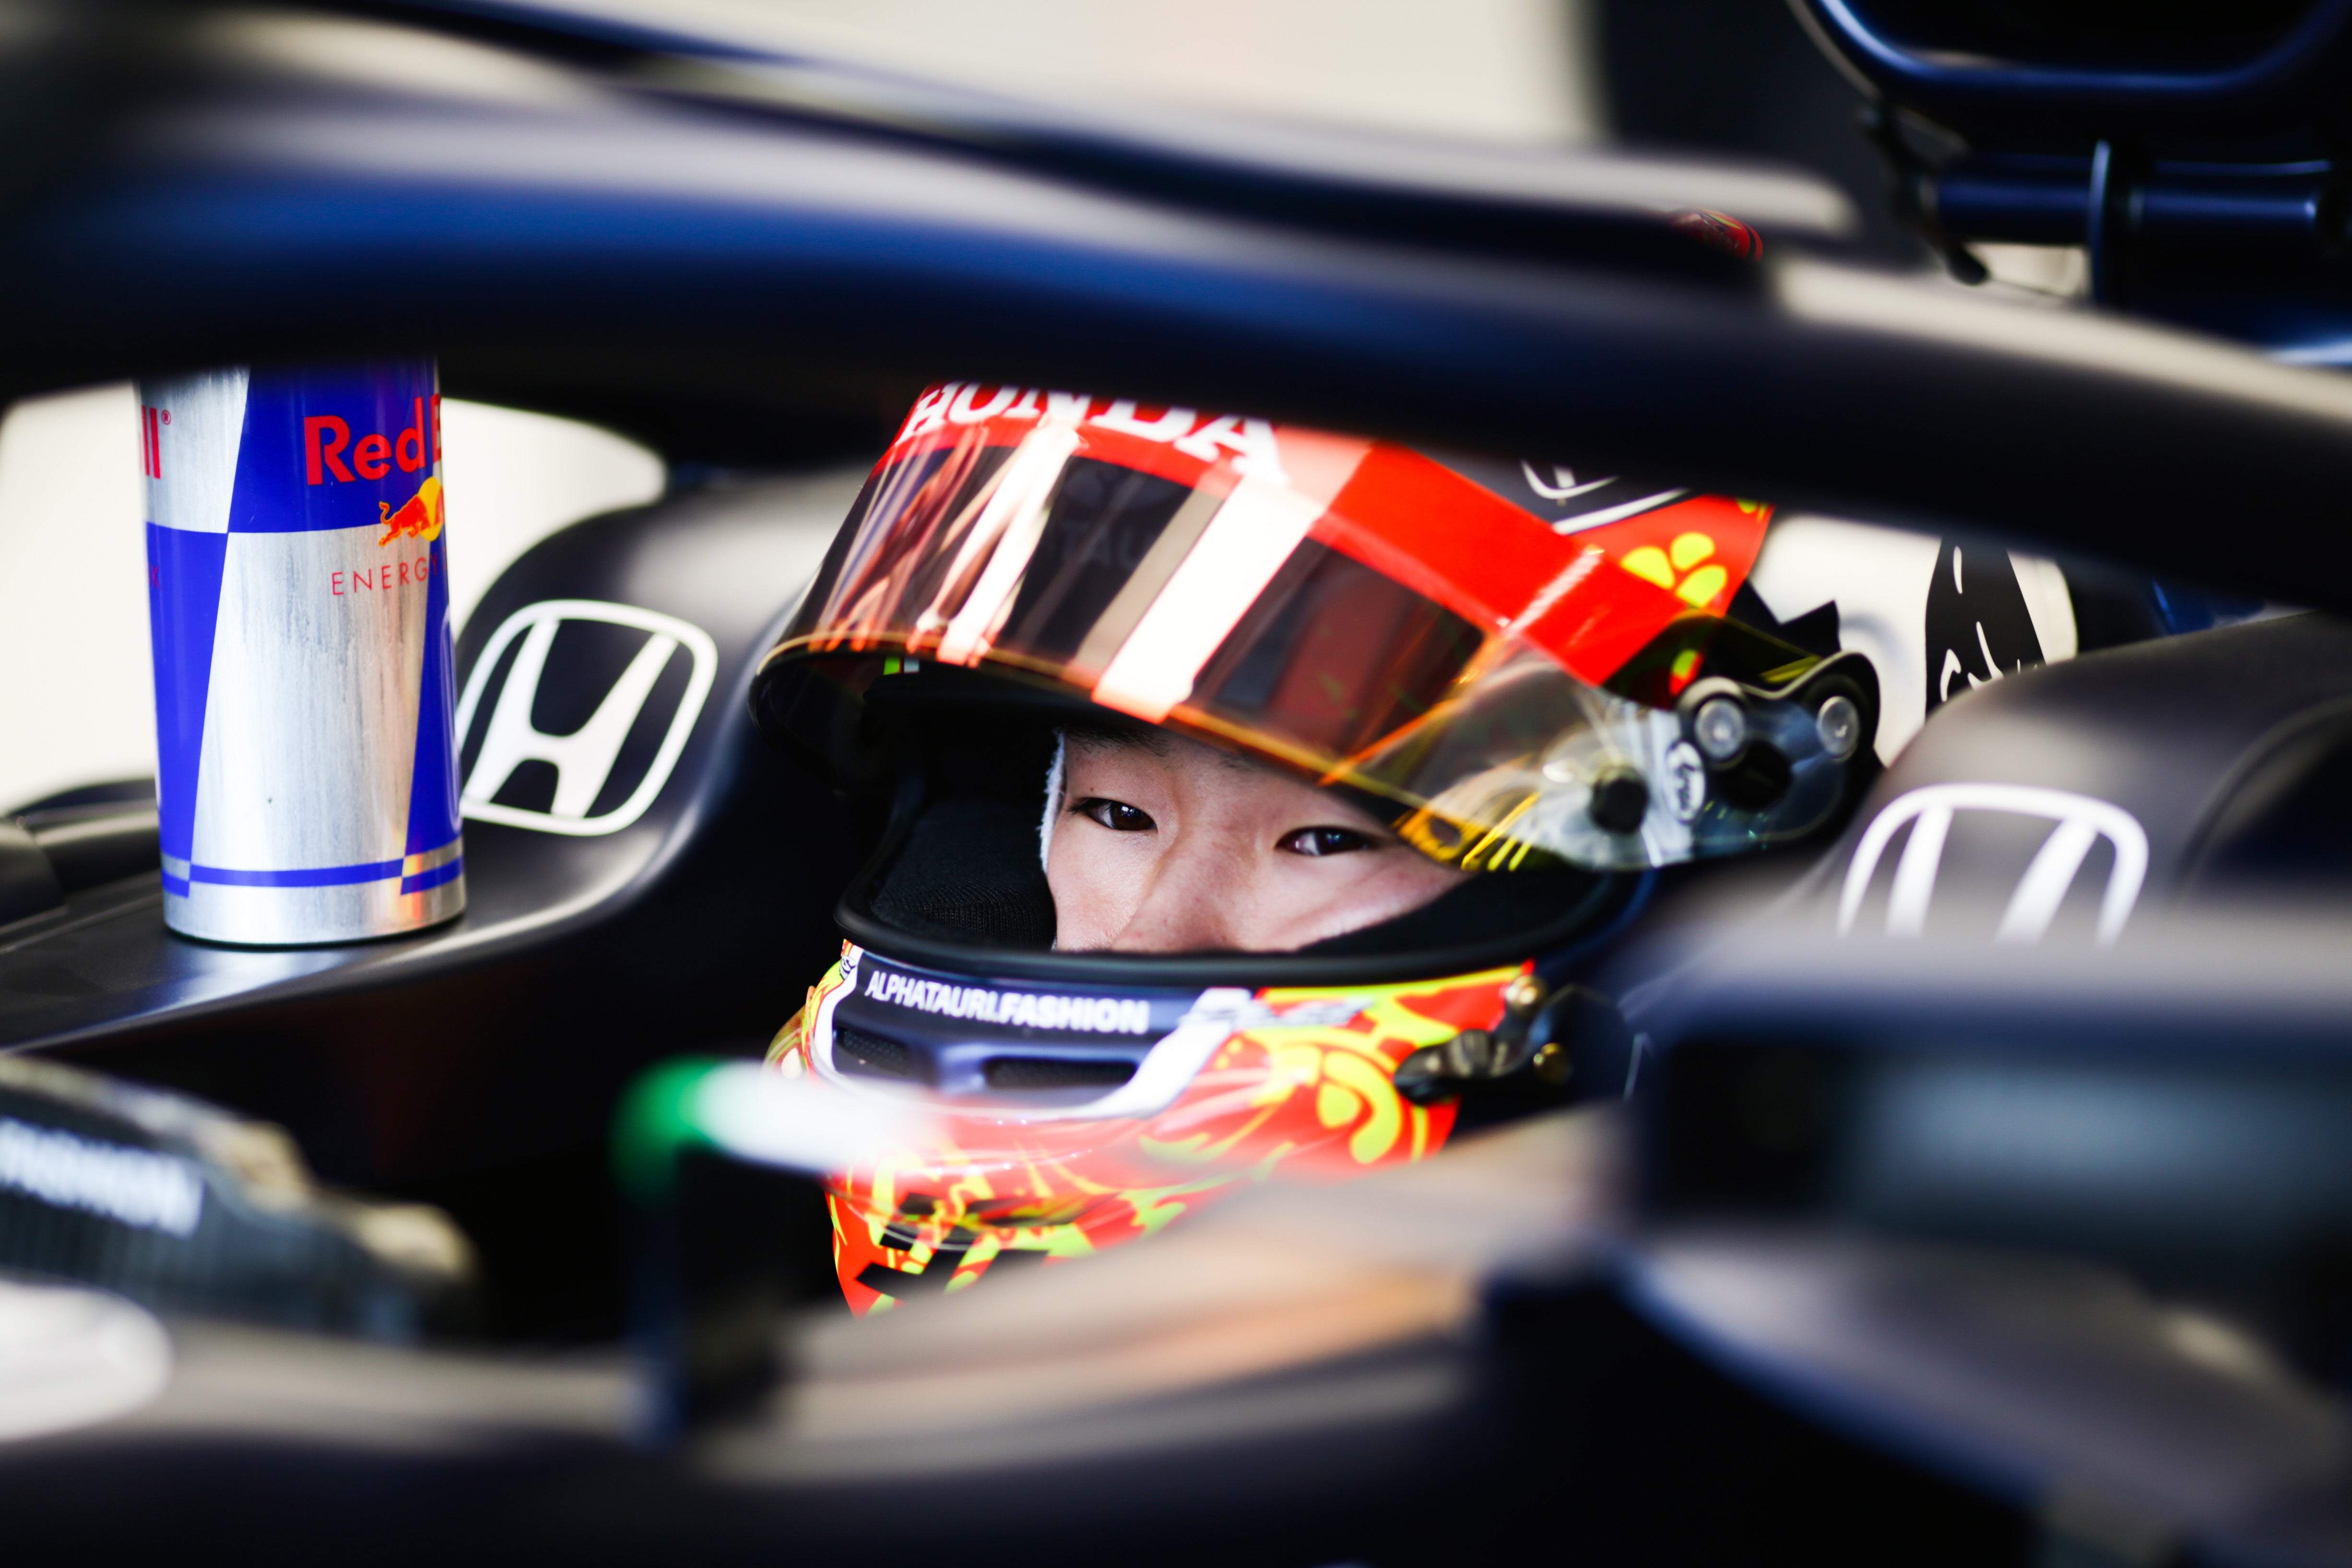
[0,1055,473,1340]
[1614,906,2352,1567]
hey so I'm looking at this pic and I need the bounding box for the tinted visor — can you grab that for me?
[764,385,1855,871]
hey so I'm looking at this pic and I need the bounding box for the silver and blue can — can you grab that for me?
[140,362,464,945]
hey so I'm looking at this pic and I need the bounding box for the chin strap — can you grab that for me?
[1038,727,1067,871]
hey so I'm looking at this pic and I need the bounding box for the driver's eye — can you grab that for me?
[1077,797,1156,832]
[1280,826,1375,857]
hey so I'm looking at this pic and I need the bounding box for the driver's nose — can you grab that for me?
[1104,837,1257,953]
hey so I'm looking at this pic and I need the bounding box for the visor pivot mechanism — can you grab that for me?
[1678,679,1760,772]
[1588,767,1650,834]
[1815,693,1863,762]
[1692,695,1747,764]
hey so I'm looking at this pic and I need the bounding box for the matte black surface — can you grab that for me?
[0,1283,2021,1567]
[1772,613,2352,942]
[1599,0,1928,265]
[0,822,63,926]
[0,1058,466,1337]
[1617,908,2352,1562]
[1794,0,2352,347]
[1794,0,2352,137]
[0,5,2345,607]
[24,806,161,894]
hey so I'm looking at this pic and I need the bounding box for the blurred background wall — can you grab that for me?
[0,0,1898,813]
[545,0,1607,140]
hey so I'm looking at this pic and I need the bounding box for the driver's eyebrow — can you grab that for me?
[1065,721,1166,756]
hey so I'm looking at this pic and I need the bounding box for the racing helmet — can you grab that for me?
[750,382,1893,1313]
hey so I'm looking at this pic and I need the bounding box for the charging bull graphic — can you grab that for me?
[378,474,444,546]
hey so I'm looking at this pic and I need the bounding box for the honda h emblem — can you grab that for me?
[1838,783,2149,946]
[453,599,718,837]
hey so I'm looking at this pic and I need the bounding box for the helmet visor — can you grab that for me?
[770,385,1856,871]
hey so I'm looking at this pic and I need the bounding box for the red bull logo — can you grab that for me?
[378,474,444,546]
[302,394,440,486]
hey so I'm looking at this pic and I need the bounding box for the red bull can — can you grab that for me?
[140,362,464,944]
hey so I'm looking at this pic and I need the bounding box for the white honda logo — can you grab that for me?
[453,599,718,837]
[1837,783,2148,946]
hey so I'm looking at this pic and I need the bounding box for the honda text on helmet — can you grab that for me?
[748,381,1956,1313]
